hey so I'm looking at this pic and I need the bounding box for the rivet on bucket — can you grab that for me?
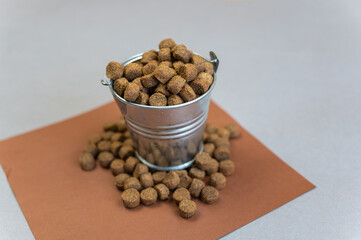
[102,51,219,171]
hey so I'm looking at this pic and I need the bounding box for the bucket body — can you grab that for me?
[104,52,219,171]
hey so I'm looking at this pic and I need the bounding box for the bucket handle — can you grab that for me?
[209,51,219,73]
[101,79,111,86]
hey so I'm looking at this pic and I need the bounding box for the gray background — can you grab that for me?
[1,0,361,239]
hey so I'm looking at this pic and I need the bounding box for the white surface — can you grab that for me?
[1,0,361,239]
[0,166,34,240]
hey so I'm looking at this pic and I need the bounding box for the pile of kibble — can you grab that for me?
[79,119,239,218]
[105,38,214,106]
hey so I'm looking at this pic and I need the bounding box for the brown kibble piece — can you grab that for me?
[97,140,111,152]
[178,199,197,218]
[89,134,102,144]
[209,172,227,190]
[140,187,158,206]
[168,94,184,106]
[124,177,142,191]
[123,138,134,147]
[158,48,171,61]
[214,137,230,148]
[190,74,213,94]
[203,143,215,156]
[189,178,205,198]
[201,61,214,75]
[167,76,186,94]
[174,170,188,177]
[159,61,173,68]
[97,151,114,168]
[179,64,198,82]
[124,156,139,173]
[132,77,146,93]
[178,174,192,189]
[206,125,219,134]
[206,158,219,175]
[190,55,205,72]
[162,171,180,190]
[219,160,235,176]
[139,173,154,188]
[110,141,122,156]
[149,93,167,106]
[119,145,135,160]
[154,183,170,200]
[116,119,127,132]
[124,82,140,102]
[115,173,130,190]
[179,84,196,102]
[173,61,185,74]
[214,146,231,161]
[121,188,140,208]
[142,60,159,75]
[153,65,175,84]
[201,186,219,204]
[133,163,149,178]
[141,50,158,64]
[123,131,131,139]
[173,48,192,63]
[106,61,124,80]
[83,143,98,157]
[154,83,170,97]
[135,92,150,105]
[79,152,96,171]
[124,63,142,81]
[189,167,205,180]
[111,132,122,142]
[141,74,158,88]
[110,159,125,175]
[102,131,114,140]
[152,171,167,184]
[103,122,117,132]
[205,133,219,144]
[225,123,240,138]
[159,38,176,49]
[217,127,231,139]
[173,188,191,204]
[113,78,129,96]
[195,152,212,169]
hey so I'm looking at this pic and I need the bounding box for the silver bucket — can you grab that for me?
[101,51,219,171]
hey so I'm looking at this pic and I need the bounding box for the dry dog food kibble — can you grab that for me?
[154,183,170,200]
[173,188,191,204]
[178,199,197,218]
[106,61,124,80]
[149,93,167,106]
[98,151,114,168]
[121,188,140,209]
[162,171,180,190]
[83,143,98,157]
[219,160,235,176]
[139,173,154,188]
[79,152,96,171]
[115,173,130,190]
[133,163,149,178]
[152,171,167,184]
[108,38,214,106]
[189,167,205,180]
[209,172,227,190]
[189,178,205,198]
[201,186,219,204]
[124,156,139,173]
[124,177,142,191]
[140,187,158,206]
[110,159,125,175]
[214,146,231,161]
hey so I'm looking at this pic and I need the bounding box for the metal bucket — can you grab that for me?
[101,51,219,171]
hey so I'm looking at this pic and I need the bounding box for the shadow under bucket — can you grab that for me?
[101,51,219,171]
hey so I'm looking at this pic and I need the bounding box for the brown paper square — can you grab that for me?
[0,101,315,239]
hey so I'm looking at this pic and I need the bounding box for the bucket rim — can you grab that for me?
[103,51,219,110]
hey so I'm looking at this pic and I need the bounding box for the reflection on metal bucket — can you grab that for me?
[102,51,219,171]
